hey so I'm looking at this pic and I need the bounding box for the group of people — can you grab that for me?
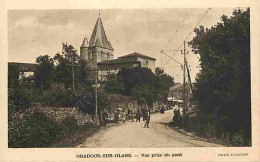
[172,108,182,126]
[101,106,151,128]
[135,107,151,128]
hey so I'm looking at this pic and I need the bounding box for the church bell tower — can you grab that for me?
[80,37,89,60]
[80,14,114,80]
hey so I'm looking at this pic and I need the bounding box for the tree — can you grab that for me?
[35,55,54,91]
[154,67,175,103]
[54,43,80,89]
[76,88,110,120]
[103,66,174,106]
[103,72,125,94]
[117,67,156,95]
[131,85,158,107]
[155,67,164,76]
[78,59,90,85]
[117,66,174,107]
[189,9,250,145]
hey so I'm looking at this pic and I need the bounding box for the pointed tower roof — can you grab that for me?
[81,37,89,48]
[89,16,114,51]
[94,38,102,47]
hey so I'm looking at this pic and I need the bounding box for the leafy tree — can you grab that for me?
[61,43,80,64]
[154,67,174,103]
[189,9,250,145]
[103,66,174,106]
[131,85,158,107]
[76,88,110,117]
[54,53,71,88]
[155,67,164,76]
[78,59,90,86]
[8,88,31,113]
[117,67,156,95]
[103,72,125,94]
[35,55,54,91]
[54,43,80,89]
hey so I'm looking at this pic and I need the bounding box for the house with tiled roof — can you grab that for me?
[80,15,156,81]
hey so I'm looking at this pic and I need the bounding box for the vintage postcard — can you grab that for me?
[0,0,259,161]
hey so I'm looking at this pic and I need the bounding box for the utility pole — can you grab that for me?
[181,40,188,125]
[65,42,80,93]
[65,59,80,93]
[185,58,194,94]
[95,51,98,117]
[161,42,194,126]
[72,53,75,93]
[90,50,100,124]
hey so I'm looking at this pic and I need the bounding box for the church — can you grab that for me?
[79,15,156,81]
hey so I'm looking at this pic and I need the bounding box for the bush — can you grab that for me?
[41,89,76,107]
[8,110,62,148]
[62,116,77,128]
[231,130,245,147]
[20,82,43,102]
[61,116,78,135]
[8,110,81,148]
[8,88,31,111]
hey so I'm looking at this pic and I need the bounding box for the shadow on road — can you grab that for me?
[50,125,103,148]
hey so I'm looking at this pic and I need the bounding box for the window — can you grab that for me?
[101,51,103,61]
[91,50,94,59]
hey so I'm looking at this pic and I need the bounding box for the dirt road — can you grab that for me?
[76,110,223,147]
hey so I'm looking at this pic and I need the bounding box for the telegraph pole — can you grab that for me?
[181,41,188,125]
[65,42,80,93]
[72,53,75,93]
[185,59,194,94]
[95,51,98,117]
[90,50,99,124]
[161,42,190,126]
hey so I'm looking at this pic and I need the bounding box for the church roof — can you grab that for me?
[118,52,156,60]
[81,37,88,48]
[89,17,114,51]
[97,58,140,65]
[94,38,102,47]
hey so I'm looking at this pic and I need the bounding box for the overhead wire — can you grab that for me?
[161,8,212,82]
[170,8,212,57]
[162,19,185,69]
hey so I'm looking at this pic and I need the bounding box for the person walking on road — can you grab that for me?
[144,109,151,128]
[136,108,141,122]
[102,109,108,126]
[130,109,134,122]
[142,107,147,121]
[114,109,119,123]
[122,111,126,123]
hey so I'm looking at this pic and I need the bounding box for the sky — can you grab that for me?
[8,8,238,83]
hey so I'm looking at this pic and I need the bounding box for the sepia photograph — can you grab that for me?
[7,8,251,148]
[1,0,259,161]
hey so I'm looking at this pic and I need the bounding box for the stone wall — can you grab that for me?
[106,94,138,118]
[32,104,94,125]
[29,94,163,125]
